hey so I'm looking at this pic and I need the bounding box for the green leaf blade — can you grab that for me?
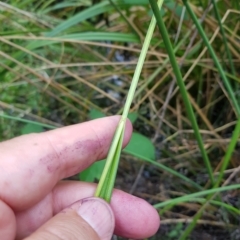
[124,132,155,160]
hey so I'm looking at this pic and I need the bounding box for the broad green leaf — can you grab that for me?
[21,123,44,134]
[127,112,138,123]
[89,109,138,124]
[124,132,155,160]
[89,109,106,120]
[80,160,106,182]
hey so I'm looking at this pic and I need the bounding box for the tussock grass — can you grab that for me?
[1,0,240,239]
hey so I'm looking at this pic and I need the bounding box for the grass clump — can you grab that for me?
[1,0,240,239]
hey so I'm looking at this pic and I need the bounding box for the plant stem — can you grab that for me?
[108,0,142,40]
[154,184,240,209]
[95,0,164,202]
[182,0,240,116]
[215,118,240,187]
[176,1,240,238]
[211,0,235,76]
[123,149,202,190]
[149,0,214,184]
[0,113,56,129]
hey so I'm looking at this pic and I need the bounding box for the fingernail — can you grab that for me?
[77,197,115,240]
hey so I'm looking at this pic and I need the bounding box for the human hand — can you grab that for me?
[0,116,160,240]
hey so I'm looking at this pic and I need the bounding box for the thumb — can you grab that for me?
[24,197,115,240]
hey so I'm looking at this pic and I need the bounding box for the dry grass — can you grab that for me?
[1,0,240,239]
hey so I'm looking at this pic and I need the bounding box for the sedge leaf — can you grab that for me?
[95,0,164,202]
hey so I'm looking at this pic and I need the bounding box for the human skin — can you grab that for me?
[0,116,160,239]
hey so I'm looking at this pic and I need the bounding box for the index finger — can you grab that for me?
[0,116,132,211]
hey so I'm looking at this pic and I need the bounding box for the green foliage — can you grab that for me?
[21,123,44,134]
[83,109,155,183]
[127,112,138,124]
[59,32,140,43]
[89,109,138,124]
[40,1,92,14]
[164,1,188,20]
[46,1,116,37]
[81,111,107,182]
[89,109,106,120]
[150,0,214,184]
[123,0,148,5]
[168,223,183,239]
[124,132,155,160]
[1,0,240,238]
[80,159,106,182]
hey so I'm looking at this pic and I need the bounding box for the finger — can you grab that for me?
[0,199,16,240]
[24,198,114,240]
[0,116,132,210]
[16,182,160,239]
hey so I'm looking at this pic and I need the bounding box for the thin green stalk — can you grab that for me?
[98,130,124,201]
[0,113,56,129]
[180,118,240,239]
[123,149,202,190]
[117,29,192,115]
[159,197,240,215]
[179,193,212,240]
[149,0,214,184]
[178,2,240,237]
[108,0,142,40]
[154,184,240,209]
[95,118,125,201]
[182,0,240,116]
[211,0,236,76]
[95,0,164,202]
[196,67,203,106]
[215,118,240,187]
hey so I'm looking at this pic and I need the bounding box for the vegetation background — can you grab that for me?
[0,0,240,239]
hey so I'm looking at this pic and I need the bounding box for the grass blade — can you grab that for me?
[182,0,240,116]
[0,113,56,129]
[154,184,240,209]
[149,0,214,184]
[215,119,240,187]
[95,0,164,202]
[123,149,202,190]
[210,0,236,76]
[47,0,113,37]
[180,118,240,238]
[176,2,240,238]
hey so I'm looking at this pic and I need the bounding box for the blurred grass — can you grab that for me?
[1,0,240,239]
